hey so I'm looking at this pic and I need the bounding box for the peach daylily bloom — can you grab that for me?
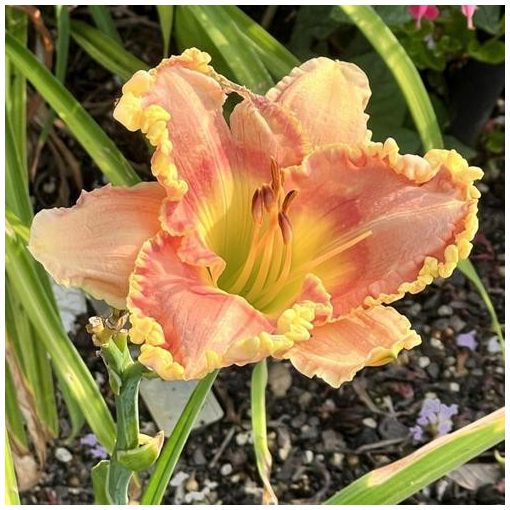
[29,49,482,387]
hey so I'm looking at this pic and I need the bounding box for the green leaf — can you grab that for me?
[473,6,503,35]
[251,361,277,504]
[156,6,174,58]
[457,259,504,352]
[6,32,140,186]
[92,461,110,504]
[5,213,116,453]
[221,6,299,79]
[325,407,504,504]
[71,20,148,81]
[339,5,443,152]
[175,6,273,94]
[141,371,218,504]
[6,7,28,184]
[467,38,505,65]
[5,431,20,505]
[6,364,29,453]
[36,5,71,149]
[88,5,122,44]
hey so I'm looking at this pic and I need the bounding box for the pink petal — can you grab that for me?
[266,57,371,146]
[461,5,477,30]
[408,6,439,28]
[230,95,310,169]
[113,49,236,223]
[28,183,165,308]
[278,306,421,388]
[128,231,273,380]
[285,141,482,317]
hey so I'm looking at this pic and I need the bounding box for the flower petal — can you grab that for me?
[266,57,371,146]
[278,305,421,388]
[113,48,235,213]
[28,183,166,308]
[128,231,273,380]
[286,141,482,317]
[230,96,310,168]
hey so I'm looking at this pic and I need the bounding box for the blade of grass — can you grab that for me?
[6,365,29,454]
[339,5,442,151]
[7,289,59,439]
[6,7,28,185]
[157,6,174,58]
[6,213,116,452]
[251,360,277,504]
[88,5,122,44]
[325,407,505,504]
[71,20,148,81]
[6,32,140,186]
[175,6,273,94]
[340,4,503,348]
[36,5,71,150]
[5,432,21,505]
[222,6,299,79]
[457,259,504,352]
[141,371,218,504]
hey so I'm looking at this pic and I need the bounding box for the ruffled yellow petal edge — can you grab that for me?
[345,138,482,308]
[128,288,322,380]
[113,48,215,200]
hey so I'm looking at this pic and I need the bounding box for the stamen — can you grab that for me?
[278,212,293,245]
[270,159,280,193]
[261,184,275,212]
[251,188,264,224]
[282,190,298,214]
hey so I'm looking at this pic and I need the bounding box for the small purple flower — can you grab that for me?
[456,330,478,351]
[80,433,99,447]
[80,433,108,459]
[89,446,108,460]
[410,398,458,443]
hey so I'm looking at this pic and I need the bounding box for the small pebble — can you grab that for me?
[445,356,456,366]
[185,477,199,492]
[304,450,314,464]
[438,305,453,317]
[298,391,313,408]
[68,475,81,487]
[449,382,460,392]
[346,454,359,467]
[55,447,72,464]
[425,391,437,400]
[235,432,250,446]
[430,338,444,350]
[362,417,377,429]
[426,363,440,379]
[220,463,233,476]
[331,452,344,467]
[418,356,431,369]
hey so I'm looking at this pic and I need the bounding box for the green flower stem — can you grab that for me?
[251,360,277,504]
[107,367,143,504]
[101,338,149,504]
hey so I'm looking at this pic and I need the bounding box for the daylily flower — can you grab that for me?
[29,49,482,388]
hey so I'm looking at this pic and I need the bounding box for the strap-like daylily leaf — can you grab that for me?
[325,407,505,504]
[6,32,140,186]
[6,213,116,453]
[156,6,174,57]
[5,431,21,505]
[141,371,219,504]
[88,5,123,44]
[70,20,148,81]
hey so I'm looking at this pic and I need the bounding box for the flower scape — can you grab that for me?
[29,48,482,388]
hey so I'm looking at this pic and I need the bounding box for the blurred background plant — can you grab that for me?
[5,4,505,505]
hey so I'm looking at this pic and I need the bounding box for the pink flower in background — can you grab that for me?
[409,5,477,30]
[408,5,440,29]
[461,5,477,30]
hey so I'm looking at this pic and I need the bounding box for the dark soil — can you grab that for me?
[20,6,504,505]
